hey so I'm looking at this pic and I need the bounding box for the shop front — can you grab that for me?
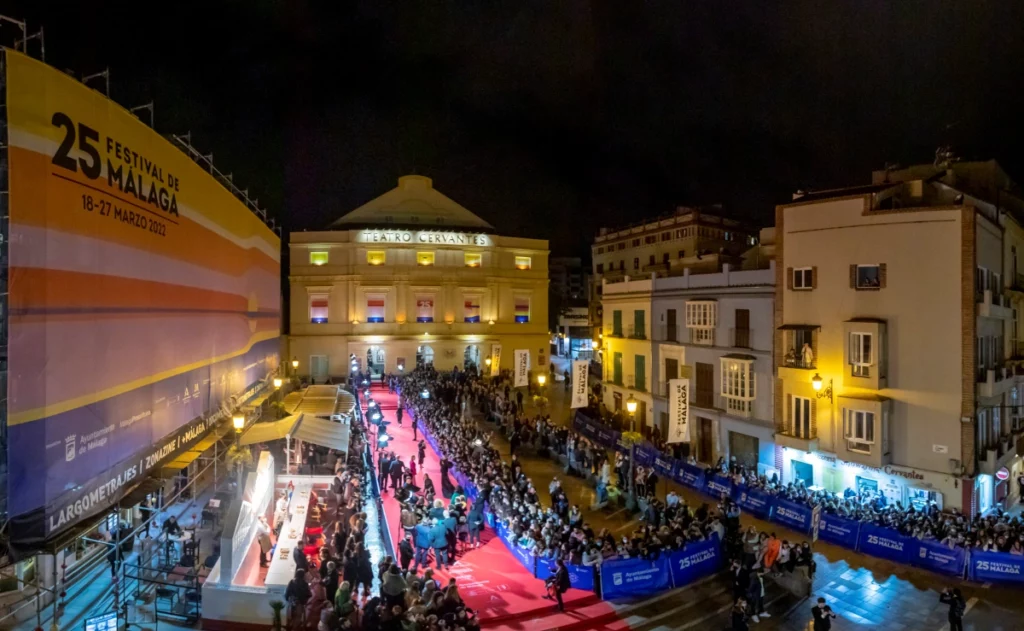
[719,416,774,476]
[781,448,957,511]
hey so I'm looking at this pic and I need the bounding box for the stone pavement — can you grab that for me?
[492,354,1024,630]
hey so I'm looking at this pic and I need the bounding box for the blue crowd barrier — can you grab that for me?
[653,454,678,479]
[704,473,734,499]
[769,497,814,535]
[912,539,967,577]
[600,555,673,600]
[732,485,773,520]
[668,536,723,587]
[968,550,1024,584]
[857,524,912,565]
[816,513,860,549]
[536,559,597,592]
[674,463,706,491]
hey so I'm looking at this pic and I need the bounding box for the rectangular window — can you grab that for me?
[612,352,623,385]
[367,250,386,266]
[596,263,604,274]
[721,358,755,414]
[633,258,640,269]
[661,232,671,242]
[644,235,656,244]
[464,297,481,323]
[850,332,873,377]
[791,396,812,438]
[612,310,623,337]
[366,294,385,323]
[793,267,814,289]
[515,256,532,270]
[514,296,530,323]
[856,264,881,289]
[617,242,625,251]
[634,355,646,391]
[648,255,655,266]
[686,300,716,345]
[633,310,645,339]
[417,252,435,266]
[464,252,482,267]
[309,293,328,324]
[631,239,640,247]
[310,251,329,266]
[844,409,875,453]
[678,250,685,259]
[416,296,434,323]
[596,246,604,254]
[662,252,670,263]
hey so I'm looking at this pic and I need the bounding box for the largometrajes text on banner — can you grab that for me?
[668,378,690,443]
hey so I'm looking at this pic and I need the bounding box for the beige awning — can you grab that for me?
[239,414,302,446]
[239,413,349,453]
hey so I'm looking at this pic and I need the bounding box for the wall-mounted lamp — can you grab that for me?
[811,373,833,403]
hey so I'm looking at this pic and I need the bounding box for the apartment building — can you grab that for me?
[288,175,549,379]
[600,243,776,473]
[774,160,1024,515]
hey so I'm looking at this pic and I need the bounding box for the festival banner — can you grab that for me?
[969,550,1024,584]
[816,513,861,549]
[674,463,706,491]
[490,344,502,377]
[600,555,673,600]
[704,473,734,499]
[857,524,911,565]
[571,360,589,408]
[732,486,773,520]
[668,536,723,588]
[667,378,691,443]
[911,539,967,577]
[634,443,658,467]
[770,498,814,535]
[514,350,529,387]
[596,426,620,449]
[4,50,281,544]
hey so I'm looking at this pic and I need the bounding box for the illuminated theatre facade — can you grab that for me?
[288,175,549,379]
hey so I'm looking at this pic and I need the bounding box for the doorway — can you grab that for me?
[367,346,385,376]
[310,355,329,383]
[695,363,714,408]
[464,345,480,372]
[417,345,434,367]
[727,431,758,471]
[697,417,713,463]
[791,459,814,487]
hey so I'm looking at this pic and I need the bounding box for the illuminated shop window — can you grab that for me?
[514,297,530,323]
[310,251,329,266]
[367,294,385,323]
[309,294,329,324]
[465,252,482,268]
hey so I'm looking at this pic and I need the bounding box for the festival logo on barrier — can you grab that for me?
[4,50,281,542]
[571,360,589,408]
[668,378,690,443]
[514,350,529,387]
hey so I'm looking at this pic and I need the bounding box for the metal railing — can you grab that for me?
[731,328,752,349]
[780,349,816,370]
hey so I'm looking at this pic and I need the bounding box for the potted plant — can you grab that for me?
[269,600,285,631]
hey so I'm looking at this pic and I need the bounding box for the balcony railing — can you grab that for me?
[605,373,646,392]
[604,324,646,339]
[657,324,680,343]
[781,348,816,370]
[731,328,752,349]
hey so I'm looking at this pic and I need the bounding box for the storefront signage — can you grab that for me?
[358,230,491,247]
[997,467,1010,481]
[814,452,927,481]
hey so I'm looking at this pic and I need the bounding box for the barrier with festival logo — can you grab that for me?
[732,486,773,520]
[674,463,706,491]
[600,555,673,600]
[769,497,814,535]
[856,524,911,565]
[912,539,967,577]
[968,550,1024,584]
[704,473,734,500]
[816,513,860,549]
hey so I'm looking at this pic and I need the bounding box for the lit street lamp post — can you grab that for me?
[625,394,638,512]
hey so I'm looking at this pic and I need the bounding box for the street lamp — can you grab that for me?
[485,357,492,367]
[625,394,638,512]
[233,413,245,432]
[537,373,547,388]
[811,373,833,403]
[591,340,598,350]
[273,377,283,389]
[291,357,299,377]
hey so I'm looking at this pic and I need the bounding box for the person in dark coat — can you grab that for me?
[396,406,403,427]
[543,559,571,611]
[389,457,404,491]
[399,534,415,572]
[940,588,966,631]
[322,561,340,602]
[107,544,123,578]
[430,519,449,569]
[379,453,391,491]
[418,441,427,466]
[293,545,309,573]
[731,599,750,631]
[811,597,837,630]
[467,502,485,548]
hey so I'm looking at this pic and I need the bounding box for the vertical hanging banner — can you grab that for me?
[514,350,530,387]
[490,344,502,377]
[571,360,589,408]
[667,378,691,443]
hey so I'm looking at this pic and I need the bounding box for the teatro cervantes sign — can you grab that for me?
[358,229,491,247]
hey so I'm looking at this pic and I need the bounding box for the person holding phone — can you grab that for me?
[812,597,837,630]
[940,587,966,631]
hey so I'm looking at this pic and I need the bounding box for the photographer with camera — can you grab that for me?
[811,597,837,630]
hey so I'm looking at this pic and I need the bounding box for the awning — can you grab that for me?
[239,413,350,453]
[239,414,303,446]
[777,323,821,331]
[294,415,351,453]
[158,426,231,478]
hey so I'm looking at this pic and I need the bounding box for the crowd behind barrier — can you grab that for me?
[572,411,1024,585]
[405,385,730,603]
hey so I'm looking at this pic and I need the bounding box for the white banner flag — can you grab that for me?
[668,378,691,443]
[570,360,589,408]
[490,344,502,377]
[514,350,529,387]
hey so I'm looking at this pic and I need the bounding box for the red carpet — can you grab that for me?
[361,384,616,627]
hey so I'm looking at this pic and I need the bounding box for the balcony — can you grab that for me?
[655,324,681,343]
[774,431,819,452]
[977,289,1013,320]
[604,373,646,392]
[722,396,753,418]
[779,349,816,371]
[977,366,1013,399]
[605,324,646,339]
[731,328,752,349]
[689,327,715,346]
[978,437,1018,476]
[1010,273,1024,294]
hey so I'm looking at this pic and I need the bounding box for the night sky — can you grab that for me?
[6,2,1024,256]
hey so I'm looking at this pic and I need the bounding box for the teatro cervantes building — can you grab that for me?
[288,175,550,380]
